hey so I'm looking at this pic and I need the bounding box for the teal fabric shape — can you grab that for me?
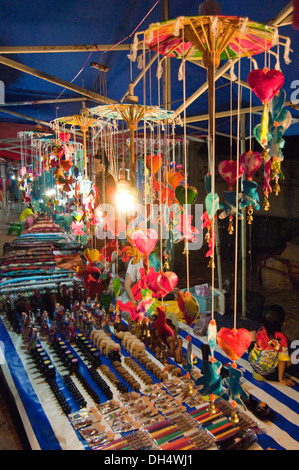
[191,359,223,397]
[205,192,219,220]
[240,180,260,211]
[219,191,243,220]
[222,365,249,411]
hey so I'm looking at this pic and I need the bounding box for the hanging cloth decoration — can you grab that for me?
[218,160,244,234]
[240,150,263,224]
[131,228,158,276]
[216,327,252,362]
[247,67,284,147]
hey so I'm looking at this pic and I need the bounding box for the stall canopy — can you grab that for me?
[0,0,298,161]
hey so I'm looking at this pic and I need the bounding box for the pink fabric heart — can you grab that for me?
[131,228,158,255]
[148,271,178,298]
[240,151,263,180]
[217,327,252,361]
[247,68,284,104]
[218,160,244,187]
[59,132,71,143]
[132,268,178,299]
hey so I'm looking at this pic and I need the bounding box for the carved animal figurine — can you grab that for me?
[130,340,145,358]
[151,307,175,343]
[175,337,183,364]
[168,336,177,357]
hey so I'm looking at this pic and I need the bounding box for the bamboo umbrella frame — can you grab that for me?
[51,111,103,176]
[90,103,176,188]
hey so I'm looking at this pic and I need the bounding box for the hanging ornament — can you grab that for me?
[222,363,249,411]
[240,180,260,225]
[263,160,272,210]
[218,160,244,235]
[216,327,252,362]
[151,306,175,342]
[59,131,71,143]
[207,319,217,358]
[271,158,285,196]
[191,357,223,397]
[240,151,263,180]
[131,228,158,255]
[175,184,198,206]
[177,290,200,326]
[71,220,85,237]
[59,159,73,173]
[145,153,163,175]
[166,169,183,190]
[201,210,216,267]
[218,160,244,190]
[248,68,284,147]
[84,248,100,264]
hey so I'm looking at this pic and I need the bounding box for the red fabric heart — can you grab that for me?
[146,153,163,174]
[131,228,158,255]
[132,267,178,299]
[240,151,263,180]
[217,328,252,361]
[59,159,73,173]
[59,132,71,143]
[167,170,183,189]
[148,270,178,298]
[247,68,284,104]
[218,160,244,187]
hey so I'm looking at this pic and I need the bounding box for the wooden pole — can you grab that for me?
[129,126,136,189]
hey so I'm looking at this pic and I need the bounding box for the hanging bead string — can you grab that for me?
[143,32,149,265]
[182,28,190,294]
[233,23,243,333]
[155,28,164,279]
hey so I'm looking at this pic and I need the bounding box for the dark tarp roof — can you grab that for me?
[0,0,298,161]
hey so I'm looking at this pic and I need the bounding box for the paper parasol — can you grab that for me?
[144,14,280,146]
[52,110,104,175]
[90,100,176,188]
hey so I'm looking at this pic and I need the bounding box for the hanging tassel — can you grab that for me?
[240,17,249,35]
[137,54,144,70]
[260,102,269,146]
[156,59,164,80]
[248,56,258,70]
[272,27,279,46]
[147,24,154,44]
[174,16,184,36]
[127,33,139,62]
[284,37,292,65]
[178,61,185,81]
[229,60,237,81]
[263,189,270,211]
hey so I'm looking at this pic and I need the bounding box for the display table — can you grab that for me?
[1,310,299,451]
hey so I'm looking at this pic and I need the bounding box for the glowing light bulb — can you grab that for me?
[116,190,135,213]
